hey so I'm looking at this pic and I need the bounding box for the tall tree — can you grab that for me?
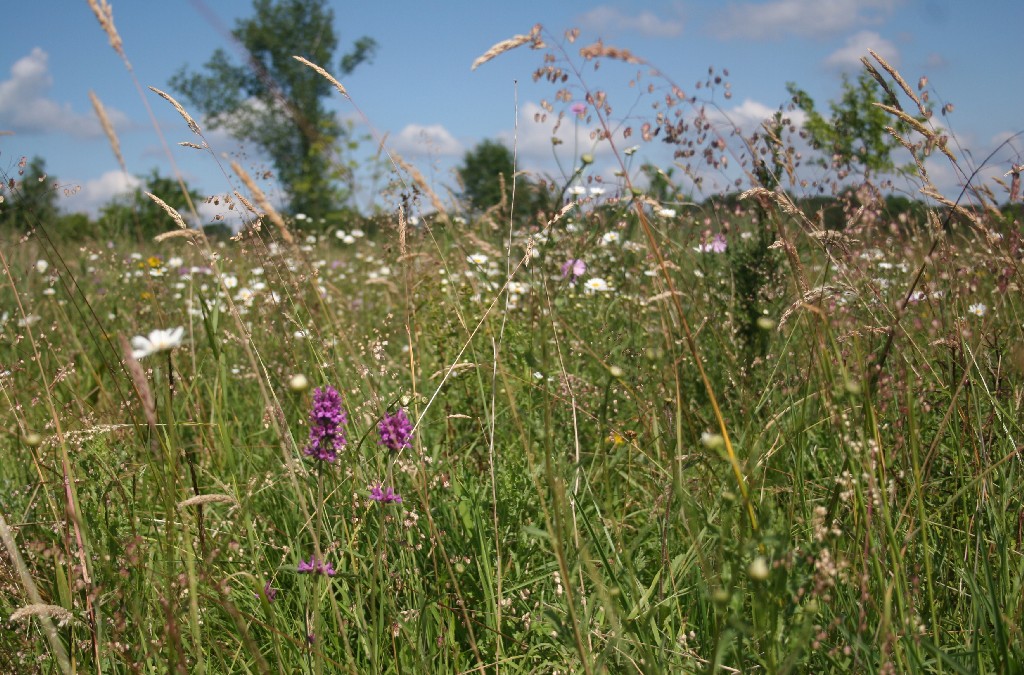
[787,72,907,179]
[170,0,376,219]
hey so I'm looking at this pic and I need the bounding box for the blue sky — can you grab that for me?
[2,0,1021,220]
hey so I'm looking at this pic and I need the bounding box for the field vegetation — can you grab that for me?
[1,9,1023,674]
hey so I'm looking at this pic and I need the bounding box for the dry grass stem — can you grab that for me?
[292,55,349,98]
[148,86,202,135]
[154,229,203,243]
[868,49,921,110]
[859,58,902,110]
[778,284,855,328]
[398,204,408,258]
[119,335,156,433]
[178,141,207,150]
[471,24,542,70]
[874,103,936,140]
[231,161,295,244]
[886,127,930,177]
[919,187,981,225]
[85,0,125,61]
[393,152,446,215]
[10,604,76,628]
[178,494,237,508]
[145,192,188,230]
[578,40,644,64]
[89,90,125,173]
[232,190,260,216]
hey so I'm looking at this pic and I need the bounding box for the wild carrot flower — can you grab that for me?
[297,556,336,576]
[369,483,402,504]
[561,259,586,283]
[130,327,185,359]
[378,408,413,452]
[304,386,346,463]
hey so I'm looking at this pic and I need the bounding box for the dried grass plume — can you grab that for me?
[472,24,543,70]
[89,90,125,173]
[292,55,349,98]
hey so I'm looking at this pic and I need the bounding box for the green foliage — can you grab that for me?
[169,0,377,219]
[0,156,60,231]
[457,139,517,214]
[787,72,906,178]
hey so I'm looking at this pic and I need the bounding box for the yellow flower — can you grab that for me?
[147,256,163,268]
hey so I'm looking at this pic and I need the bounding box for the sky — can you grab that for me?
[2,0,1022,223]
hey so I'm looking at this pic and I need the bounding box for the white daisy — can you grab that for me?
[130,327,185,359]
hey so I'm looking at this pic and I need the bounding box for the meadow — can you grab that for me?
[2,21,1023,675]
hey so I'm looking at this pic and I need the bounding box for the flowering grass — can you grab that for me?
[1,22,1023,675]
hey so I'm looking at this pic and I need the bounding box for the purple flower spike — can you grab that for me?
[297,556,336,576]
[378,408,413,452]
[304,386,347,463]
[260,580,278,603]
[369,483,403,504]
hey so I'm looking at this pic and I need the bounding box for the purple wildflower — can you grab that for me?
[695,233,727,254]
[570,102,586,115]
[378,408,413,452]
[258,579,278,603]
[304,386,347,462]
[561,258,586,284]
[369,483,403,504]
[297,556,336,576]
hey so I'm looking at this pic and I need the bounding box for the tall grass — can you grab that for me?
[1,20,1023,675]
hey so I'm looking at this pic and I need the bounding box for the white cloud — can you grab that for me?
[824,31,900,71]
[390,123,463,156]
[0,48,129,137]
[711,98,806,131]
[579,6,684,38]
[67,171,141,215]
[711,0,899,40]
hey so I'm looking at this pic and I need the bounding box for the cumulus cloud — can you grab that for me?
[824,31,900,71]
[390,123,463,156]
[707,98,806,132]
[0,48,129,137]
[711,0,899,40]
[578,6,684,38]
[67,171,142,215]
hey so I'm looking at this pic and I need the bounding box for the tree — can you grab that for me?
[787,72,907,179]
[458,139,517,213]
[0,156,60,232]
[170,0,376,220]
